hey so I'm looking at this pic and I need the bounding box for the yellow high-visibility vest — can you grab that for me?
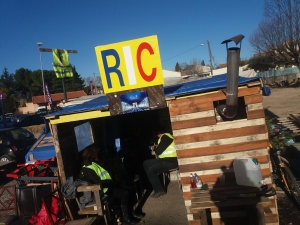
[158,133,177,158]
[52,49,73,78]
[82,162,112,193]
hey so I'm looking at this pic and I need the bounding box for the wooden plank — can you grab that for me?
[181,167,271,186]
[173,118,266,137]
[176,133,269,151]
[210,210,247,219]
[171,110,215,122]
[247,109,266,120]
[183,177,273,194]
[208,217,249,225]
[178,148,268,165]
[199,209,208,225]
[169,101,214,116]
[171,116,217,130]
[179,155,269,173]
[171,86,260,105]
[247,103,264,111]
[175,124,267,145]
[191,197,271,212]
[176,140,270,158]
[255,203,266,225]
[244,94,263,105]
[265,214,279,223]
[289,113,300,125]
[52,124,66,183]
[77,184,101,192]
[39,48,78,53]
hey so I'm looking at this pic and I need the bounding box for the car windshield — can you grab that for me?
[7,128,35,141]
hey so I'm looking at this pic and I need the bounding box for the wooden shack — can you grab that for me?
[167,80,279,224]
[45,74,278,225]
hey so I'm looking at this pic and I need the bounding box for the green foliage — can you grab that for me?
[175,62,181,72]
[0,68,17,113]
[266,117,296,150]
[248,56,276,72]
[0,66,86,113]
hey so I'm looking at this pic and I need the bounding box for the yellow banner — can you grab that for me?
[95,35,164,94]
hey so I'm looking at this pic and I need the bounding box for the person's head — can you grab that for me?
[154,127,165,138]
[81,145,100,162]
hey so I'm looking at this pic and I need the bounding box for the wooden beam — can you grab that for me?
[39,48,78,53]
[52,124,66,183]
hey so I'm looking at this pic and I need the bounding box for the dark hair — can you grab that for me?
[154,127,165,134]
[81,145,99,162]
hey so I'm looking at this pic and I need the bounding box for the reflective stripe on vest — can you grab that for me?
[83,162,112,193]
[158,133,177,158]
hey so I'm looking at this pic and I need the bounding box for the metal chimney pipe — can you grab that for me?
[217,34,244,119]
[224,47,240,118]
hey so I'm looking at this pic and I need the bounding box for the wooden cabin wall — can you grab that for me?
[168,84,279,225]
[53,117,114,184]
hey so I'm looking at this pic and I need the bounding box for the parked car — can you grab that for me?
[0,114,45,128]
[0,127,37,162]
[14,114,45,127]
[0,114,18,128]
[35,106,47,115]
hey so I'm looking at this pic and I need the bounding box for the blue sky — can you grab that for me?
[0,0,264,79]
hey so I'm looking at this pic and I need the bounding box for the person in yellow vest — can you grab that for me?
[80,145,141,225]
[143,129,178,198]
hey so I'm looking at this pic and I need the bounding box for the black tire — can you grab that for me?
[283,165,300,206]
[270,149,280,185]
[0,154,13,162]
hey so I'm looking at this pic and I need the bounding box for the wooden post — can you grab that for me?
[52,124,66,183]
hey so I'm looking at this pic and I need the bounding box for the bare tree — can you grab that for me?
[250,0,300,69]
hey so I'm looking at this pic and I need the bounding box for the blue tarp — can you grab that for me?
[45,74,261,117]
[25,74,262,162]
[25,132,54,162]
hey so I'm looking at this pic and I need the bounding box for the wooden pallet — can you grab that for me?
[277,114,300,134]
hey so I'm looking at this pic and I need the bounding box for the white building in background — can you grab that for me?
[162,69,181,78]
[212,66,257,77]
[161,66,257,86]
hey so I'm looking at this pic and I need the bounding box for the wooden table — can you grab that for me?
[190,184,278,225]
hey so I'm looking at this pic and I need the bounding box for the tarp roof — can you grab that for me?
[46,74,260,118]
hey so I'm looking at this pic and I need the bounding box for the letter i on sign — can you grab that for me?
[95,35,164,94]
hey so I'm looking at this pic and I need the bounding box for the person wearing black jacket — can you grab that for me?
[143,130,178,198]
[79,145,141,225]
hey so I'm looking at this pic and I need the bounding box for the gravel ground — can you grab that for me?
[140,181,188,225]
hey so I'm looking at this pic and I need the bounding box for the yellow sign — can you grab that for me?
[95,35,164,94]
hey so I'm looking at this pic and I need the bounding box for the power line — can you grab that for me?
[162,44,203,62]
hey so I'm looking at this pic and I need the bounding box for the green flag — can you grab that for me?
[52,49,73,78]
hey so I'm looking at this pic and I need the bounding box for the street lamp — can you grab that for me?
[37,42,46,103]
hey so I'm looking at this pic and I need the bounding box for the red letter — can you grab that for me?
[137,42,156,82]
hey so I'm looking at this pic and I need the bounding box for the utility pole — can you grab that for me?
[37,42,46,103]
[207,40,214,75]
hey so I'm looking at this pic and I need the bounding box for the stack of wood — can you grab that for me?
[167,81,279,225]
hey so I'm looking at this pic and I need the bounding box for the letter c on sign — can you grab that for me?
[136,42,156,82]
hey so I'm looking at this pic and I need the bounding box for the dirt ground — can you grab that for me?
[262,87,300,225]
[262,87,300,119]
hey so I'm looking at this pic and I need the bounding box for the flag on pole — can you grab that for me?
[90,81,94,95]
[52,49,73,78]
[44,83,52,105]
